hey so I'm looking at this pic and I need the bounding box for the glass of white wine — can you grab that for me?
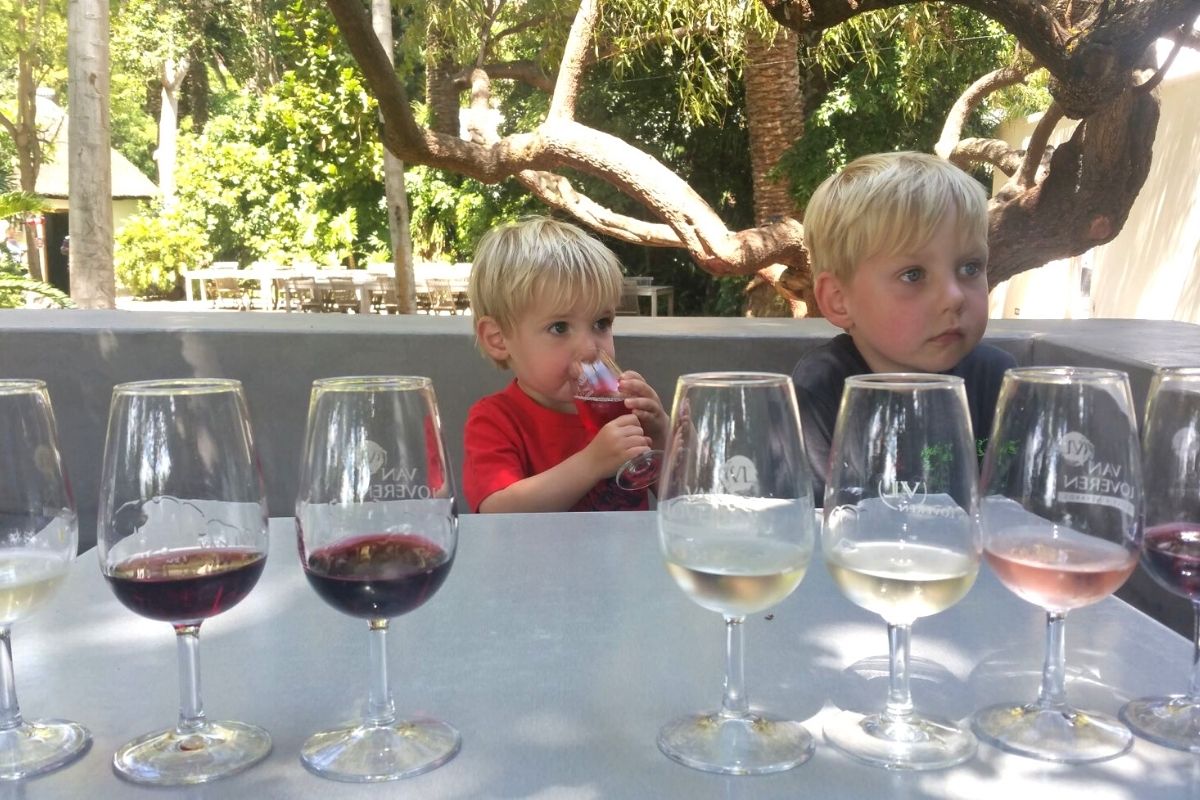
[0,380,90,780]
[657,372,817,775]
[822,374,981,770]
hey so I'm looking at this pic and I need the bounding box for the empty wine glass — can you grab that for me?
[0,380,90,780]
[98,379,271,785]
[1120,367,1200,751]
[574,351,662,490]
[657,372,817,775]
[822,374,981,770]
[973,367,1142,763]
[296,376,459,782]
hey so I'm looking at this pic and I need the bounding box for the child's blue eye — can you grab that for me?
[594,317,614,332]
[548,322,569,335]
[959,261,985,278]
[899,267,924,283]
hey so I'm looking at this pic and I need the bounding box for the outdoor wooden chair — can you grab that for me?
[371,276,400,314]
[426,278,458,315]
[616,278,642,316]
[288,276,326,312]
[324,276,360,313]
[205,261,247,310]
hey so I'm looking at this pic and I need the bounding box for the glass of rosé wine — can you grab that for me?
[657,373,817,775]
[1120,367,1200,752]
[973,367,1143,763]
[295,376,458,782]
[822,374,981,771]
[0,381,90,780]
[574,351,662,491]
[97,379,271,785]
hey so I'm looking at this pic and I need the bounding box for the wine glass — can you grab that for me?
[822,374,981,770]
[973,367,1142,763]
[574,351,662,490]
[657,372,817,775]
[1120,367,1200,751]
[296,376,459,782]
[0,380,90,780]
[97,379,271,785]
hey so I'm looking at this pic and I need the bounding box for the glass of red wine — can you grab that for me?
[0,380,90,780]
[574,351,661,490]
[1121,367,1200,751]
[972,367,1142,763]
[97,379,271,785]
[296,376,458,782]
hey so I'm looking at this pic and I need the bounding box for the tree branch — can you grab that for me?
[515,170,684,246]
[1136,23,1187,93]
[548,0,599,121]
[456,60,555,92]
[935,63,1032,159]
[948,137,1025,174]
[1014,102,1064,189]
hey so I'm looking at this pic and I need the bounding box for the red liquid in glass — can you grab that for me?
[304,533,452,619]
[107,547,266,622]
[1142,522,1200,600]
[573,396,628,436]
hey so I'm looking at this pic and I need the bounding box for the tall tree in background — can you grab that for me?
[67,0,114,308]
[327,0,1200,313]
[372,0,416,313]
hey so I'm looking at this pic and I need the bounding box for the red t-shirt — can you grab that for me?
[463,380,649,513]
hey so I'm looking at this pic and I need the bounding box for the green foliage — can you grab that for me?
[114,208,208,297]
[783,7,1013,208]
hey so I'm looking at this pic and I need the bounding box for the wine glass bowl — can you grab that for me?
[296,376,459,782]
[573,351,662,491]
[0,380,90,780]
[972,367,1142,764]
[821,374,981,771]
[657,372,817,775]
[1119,367,1200,752]
[97,379,271,785]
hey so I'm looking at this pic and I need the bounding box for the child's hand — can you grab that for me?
[583,413,651,478]
[618,371,670,451]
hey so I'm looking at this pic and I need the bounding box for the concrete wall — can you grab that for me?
[3,311,1198,633]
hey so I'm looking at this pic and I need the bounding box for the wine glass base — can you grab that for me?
[0,719,91,781]
[972,702,1132,764]
[823,709,975,771]
[657,711,814,775]
[1120,696,1200,753]
[300,718,460,783]
[113,720,272,785]
[616,451,662,492]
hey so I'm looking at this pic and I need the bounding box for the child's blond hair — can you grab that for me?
[803,152,989,282]
[468,216,624,366]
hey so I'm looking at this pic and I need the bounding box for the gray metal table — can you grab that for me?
[12,512,1198,798]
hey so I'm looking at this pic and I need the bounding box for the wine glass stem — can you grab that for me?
[883,623,914,724]
[1036,611,1069,712]
[720,615,749,719]
[1188,601,1200,701]
[174,624,207,735]
[0,628,23,731]
[366,618,396,725]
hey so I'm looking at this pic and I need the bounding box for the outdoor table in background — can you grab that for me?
[637,283,674,316]
[14,512,1196,798]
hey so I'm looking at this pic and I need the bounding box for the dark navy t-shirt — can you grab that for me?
[791,333,1016,502]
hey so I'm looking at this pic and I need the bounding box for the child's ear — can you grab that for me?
[814,272,853,330]
[476,316,509,361]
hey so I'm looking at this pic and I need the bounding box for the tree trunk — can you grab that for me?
[67,0,115,309]
[7,0,45,281]
[156,57,187,208]
[372,0,416,313]
[743,24,811,317]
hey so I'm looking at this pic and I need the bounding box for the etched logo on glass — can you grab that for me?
[878,479,927,511]
[1057,430,1134,515]
[720,455,759,494]
[362,440,433,500]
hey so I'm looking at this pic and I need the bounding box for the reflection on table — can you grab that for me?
[14,512,1197,798]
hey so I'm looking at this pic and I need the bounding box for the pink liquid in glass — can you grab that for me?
[985,534,1137,611]
[573,395,628,436]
